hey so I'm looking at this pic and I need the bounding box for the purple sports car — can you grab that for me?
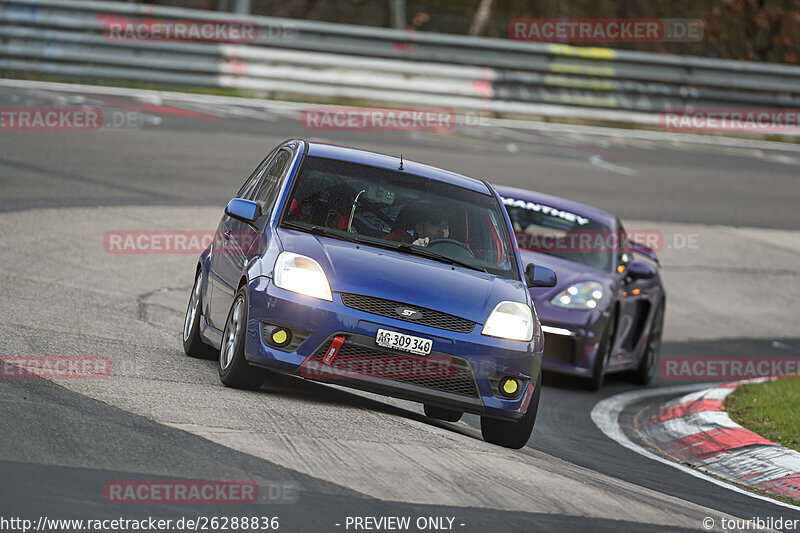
[495,186,665,390]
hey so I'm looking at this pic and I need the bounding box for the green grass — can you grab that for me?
[725,379,800,452]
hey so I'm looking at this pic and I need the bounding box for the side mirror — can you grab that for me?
[629,241,659,265]
[225,198,261,223]
[626,260,657,280]
[525,263,557,288]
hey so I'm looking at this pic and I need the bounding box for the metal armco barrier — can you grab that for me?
[3,0,800,126]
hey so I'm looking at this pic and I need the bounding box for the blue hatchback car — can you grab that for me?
[182,139,556,448]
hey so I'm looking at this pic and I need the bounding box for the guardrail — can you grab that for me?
[2,0,800,127]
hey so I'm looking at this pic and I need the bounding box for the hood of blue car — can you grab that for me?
[277,228,528,324]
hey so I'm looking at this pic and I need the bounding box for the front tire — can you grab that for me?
[587,313,616,391]
[631,300,664,386]
[218,286,263,390]
[183,270,216,359]
[480,373,541,449]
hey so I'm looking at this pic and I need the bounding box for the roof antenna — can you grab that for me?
[398,154,404,170]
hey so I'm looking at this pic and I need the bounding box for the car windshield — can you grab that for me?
[280,156,519,280]
[503,197,615,272]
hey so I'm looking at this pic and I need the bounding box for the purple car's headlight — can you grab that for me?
[551,282,603,310]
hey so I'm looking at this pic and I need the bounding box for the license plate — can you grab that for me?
[376,329,432,356]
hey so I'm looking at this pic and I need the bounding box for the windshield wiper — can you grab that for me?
[391,242,488,274]
[283,222,488,273]
[282,222,359,243]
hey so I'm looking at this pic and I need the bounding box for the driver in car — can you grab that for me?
[411,218,449,247]
[385,205,450,246]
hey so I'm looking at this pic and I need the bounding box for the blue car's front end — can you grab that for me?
[243,229,542,420]
[192,141,553,442]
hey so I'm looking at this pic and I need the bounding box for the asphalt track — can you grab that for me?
[1,82,799,532]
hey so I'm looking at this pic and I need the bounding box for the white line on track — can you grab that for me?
[589,154,640,176]
[591,383,800,512]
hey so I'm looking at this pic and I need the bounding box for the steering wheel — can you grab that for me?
[427,238,475,259]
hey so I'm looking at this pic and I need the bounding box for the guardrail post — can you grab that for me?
[233,0,250,14]
[391,0,405,29]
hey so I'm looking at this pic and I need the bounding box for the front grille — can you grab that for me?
[543,333,577,365]
[309,338,479,398]
[340,293,475,333]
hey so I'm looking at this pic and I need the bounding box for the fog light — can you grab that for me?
[270,327,291,347]
[499,377,519,397]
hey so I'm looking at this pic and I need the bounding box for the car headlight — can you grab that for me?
[482,301,534,342]
[551,281,603,310]
[274,252,332,301]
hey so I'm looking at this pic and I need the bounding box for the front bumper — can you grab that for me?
[538,314,607,377]
[244,277,541,420]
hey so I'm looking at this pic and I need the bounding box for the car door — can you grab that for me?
[207,150,277,329]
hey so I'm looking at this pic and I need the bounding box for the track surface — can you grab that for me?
[1,84,799,532]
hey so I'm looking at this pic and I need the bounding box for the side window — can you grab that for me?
[237,150,277,200]
[253,149,292,211]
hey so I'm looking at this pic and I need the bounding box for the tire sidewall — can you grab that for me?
[637,301,664,385]
[589,313,615,390]
[183,273,202,348]
[219,287,249,381]
[183,270,215,359]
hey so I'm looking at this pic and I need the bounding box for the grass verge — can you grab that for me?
[725,378,800,452]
